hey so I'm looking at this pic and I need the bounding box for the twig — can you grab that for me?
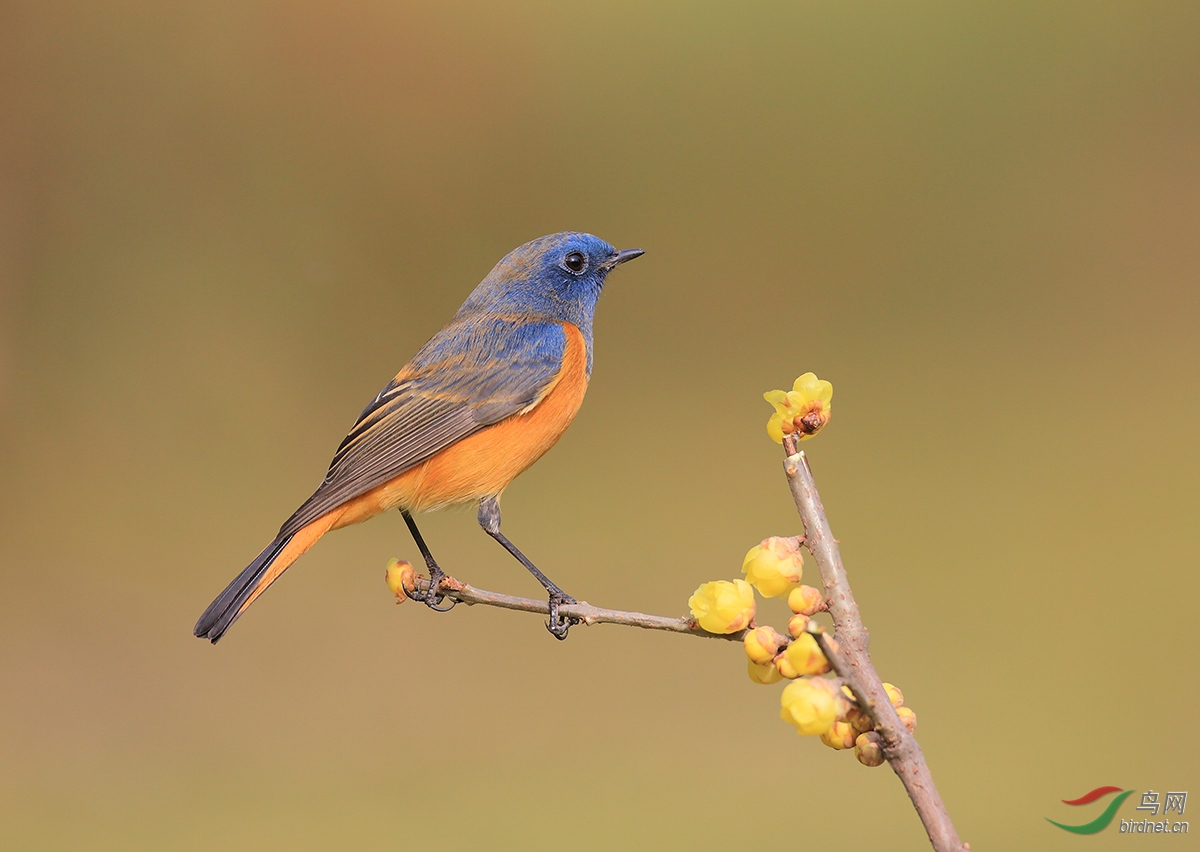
[395,442,966,850]
[782,434,966,852]
[407,574,746,642]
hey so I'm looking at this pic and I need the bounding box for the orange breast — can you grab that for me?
[330,322,590,527]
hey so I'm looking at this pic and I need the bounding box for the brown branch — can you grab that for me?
[395,440,966,850]
[407,574,746,642]
[782,434,966,852]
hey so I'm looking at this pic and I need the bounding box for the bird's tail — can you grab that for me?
[194,514,338,643]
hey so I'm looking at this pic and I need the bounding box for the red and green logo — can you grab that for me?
[1047,786,1134,834]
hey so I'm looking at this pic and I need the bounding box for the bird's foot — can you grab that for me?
[404,564,457,612]
[546,592,580,640]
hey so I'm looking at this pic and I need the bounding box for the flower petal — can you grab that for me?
[766,414,785,444]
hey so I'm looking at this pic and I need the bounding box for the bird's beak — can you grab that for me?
[602,248,645,270]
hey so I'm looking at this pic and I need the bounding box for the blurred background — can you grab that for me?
[2,2,1197,849]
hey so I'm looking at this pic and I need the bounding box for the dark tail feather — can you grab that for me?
[194,535,294,643]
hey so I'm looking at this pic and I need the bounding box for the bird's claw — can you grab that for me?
[404,566,457,612]
[545,593,579,640]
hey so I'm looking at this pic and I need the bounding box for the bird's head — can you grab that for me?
[458,232,644,326]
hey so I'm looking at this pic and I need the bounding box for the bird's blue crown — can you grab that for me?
[456,232,627,334]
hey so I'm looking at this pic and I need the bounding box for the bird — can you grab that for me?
[194,232,643,643]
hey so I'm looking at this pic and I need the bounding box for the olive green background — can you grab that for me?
[2,2,1196,850]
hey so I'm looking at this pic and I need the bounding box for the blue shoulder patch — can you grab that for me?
[407,316,568,424]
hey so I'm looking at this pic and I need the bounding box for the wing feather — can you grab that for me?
[278,317,567,536]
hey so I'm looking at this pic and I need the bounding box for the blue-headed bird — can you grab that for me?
[194,232,643,642]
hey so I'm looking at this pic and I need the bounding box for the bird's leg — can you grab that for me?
[478,496,579,640]
[400,510,456,612]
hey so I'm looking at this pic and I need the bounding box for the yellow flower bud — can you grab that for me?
[896,706,917,733]
[740,536,804,597]
[883,682,904,708]
[775,653,800,679]
[781,633,831,676]
[846,706,873,734]
[384,558,415,602]
[820,720,857,750]
[836,686,870,731]
[855,732,885,767]
[743,626,786,664]
[764,372,833,443]
[833,680,852,719]
[786,584,826,616]
[787,613,810,638]
[849,712,873,734]
[687,579,756,634]
[748,659,783,685]
[779,677,840,736]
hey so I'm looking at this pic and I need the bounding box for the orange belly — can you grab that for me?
[329,322,589,527]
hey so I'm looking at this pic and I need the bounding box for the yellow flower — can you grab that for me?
[384,558,415,602]
[820,720,857,750]
[847,708,873,734]
[743,626,786,664]
[741,536,804,597]
[748,659,784,685]
[764,372,833,443]
[781,633,831,676]
[779,677,840,736]
[883,682,904,708]
[844,701,873,734]
[786,584,826,616]
[688,579,756,634]
[838,684,874,733]
[896,706,917,733]
[854,732,885,767]
[787,614,810,638]
[776,653,801,680]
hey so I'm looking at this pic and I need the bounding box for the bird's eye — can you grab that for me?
[562,251,587,274]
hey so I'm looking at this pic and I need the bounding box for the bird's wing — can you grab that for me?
[277,317,568,537]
